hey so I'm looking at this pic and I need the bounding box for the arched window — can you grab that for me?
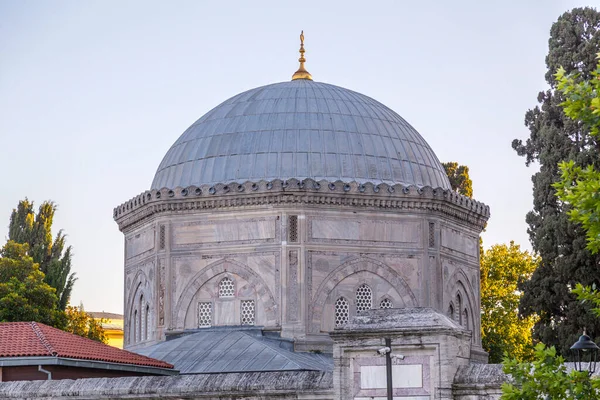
[218,277,235,298]
[462,308,469,329]
[198,302,212,327]
[144,304,150,341]
[132,309,138,343]
[335,297,349,327]
[139,295,144,341]
[380,298,393,309]
[355,284,373,313]
[447,303,454,320]
[456,293,463,325]
[241,300,255,325]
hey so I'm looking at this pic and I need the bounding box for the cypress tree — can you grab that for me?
[512,7,600,355]
[8,199,76,310]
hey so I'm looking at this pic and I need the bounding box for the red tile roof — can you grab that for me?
[0,322,173,369]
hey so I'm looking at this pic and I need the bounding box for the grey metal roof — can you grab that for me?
[135,328,333,374]
[151,80,451,190]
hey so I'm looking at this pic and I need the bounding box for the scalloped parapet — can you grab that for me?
[113,178,489,232]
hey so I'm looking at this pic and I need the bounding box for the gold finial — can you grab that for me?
[292,30,313,81]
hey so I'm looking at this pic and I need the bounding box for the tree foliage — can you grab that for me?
[64,304,107,343]
[480,242,538,363]
[8,199,76,310]
[0,241,61,325]
[2,199,106,342]
[501,343,600,399]
[553,57,600,254]
[442,162,473,198]
[512,7,600,355]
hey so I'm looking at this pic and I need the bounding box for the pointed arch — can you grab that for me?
[446,269,477,343]
[310,257,417,333]
[125,269,151,345]
[174,258,278,328]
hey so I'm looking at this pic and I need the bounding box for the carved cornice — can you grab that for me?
[114,179,490,232]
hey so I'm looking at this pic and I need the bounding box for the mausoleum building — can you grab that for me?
[110,33,492,399]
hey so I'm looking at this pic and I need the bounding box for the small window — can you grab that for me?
[456,294,463,325]
[355,284,373,313]
[218,277,235,298]
[380,298,393,309]
[288,215,298,242]
[144,305,150,341]
[198,302,212,327]
[241,300,255,325]
[133,310,138,343]
[448,303,455,320]
[335,297,349,327]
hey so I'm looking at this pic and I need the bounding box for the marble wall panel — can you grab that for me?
[125,227,155,260]
[172,218,276,247]
[309,219,421,245]
[440,226,478,257]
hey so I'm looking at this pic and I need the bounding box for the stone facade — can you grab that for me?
[330,308,489,400]
[114,178,489,359]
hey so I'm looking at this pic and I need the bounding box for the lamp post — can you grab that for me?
[570,332,599,376]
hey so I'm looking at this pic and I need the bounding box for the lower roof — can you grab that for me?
[0,322,173,370]
[135,327,333,374]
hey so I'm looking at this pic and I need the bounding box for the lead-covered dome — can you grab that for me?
[152,80,451,190]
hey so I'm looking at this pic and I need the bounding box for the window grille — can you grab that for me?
[335,297,349,327]
[159,225,166,249]
[355,284,373,313]
[428,222,435,247]
[288,215,298,242]
[198,302,212,327]
[218,277,235,298]
[241,300,255,325]
[380,298,393,309]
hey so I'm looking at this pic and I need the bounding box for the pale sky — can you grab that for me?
[0,0,589,314]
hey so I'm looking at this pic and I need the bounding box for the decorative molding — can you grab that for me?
[114,179,490,232]
[158,258,165,326]
[287,250,299,322]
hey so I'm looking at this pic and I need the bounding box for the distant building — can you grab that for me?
[89,312,124,349]
[0,322,175,382]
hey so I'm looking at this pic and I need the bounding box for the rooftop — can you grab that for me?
[0,322,172,370]
[151,80,451,191]
[136,327,332,374]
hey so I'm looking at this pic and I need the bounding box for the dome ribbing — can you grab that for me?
[151,80,450,190]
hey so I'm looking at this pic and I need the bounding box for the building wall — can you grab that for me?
[117,183,488,358]
[0,365,148,382]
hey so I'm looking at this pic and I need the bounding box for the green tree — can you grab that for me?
[554,57,600,254]
[442,162,473,198]
[480,242,538,363]
[8,199,76,310]
[512,7,600,355]
[501,343,600,399]
[0,241,62,325]
[64,304,107,343]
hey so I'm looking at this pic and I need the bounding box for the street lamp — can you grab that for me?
[570,332,599,375]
